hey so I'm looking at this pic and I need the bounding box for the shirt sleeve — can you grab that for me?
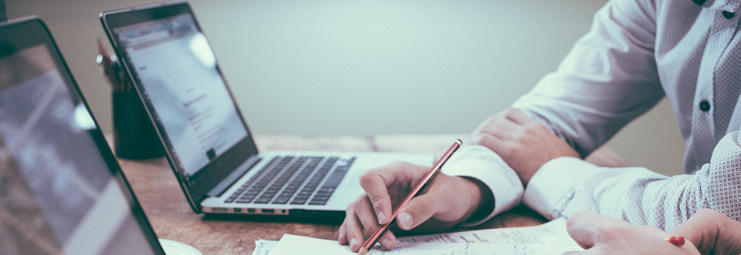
[440,145,523,227]
[512,0,665,158]
[524,130,741,231]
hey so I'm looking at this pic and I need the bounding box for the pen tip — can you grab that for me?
[357,248,369,255]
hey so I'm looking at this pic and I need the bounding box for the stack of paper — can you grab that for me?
[253,218,583,255]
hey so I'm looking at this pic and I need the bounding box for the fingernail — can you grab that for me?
[350,238,358,248]
[381,238,394,250]
[377,211,385,224]
[398,212,413,229]
[338,227,345,239]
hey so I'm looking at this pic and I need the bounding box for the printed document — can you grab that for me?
[256,218,582,255]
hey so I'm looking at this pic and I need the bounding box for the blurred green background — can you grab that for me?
[7,0,686,176]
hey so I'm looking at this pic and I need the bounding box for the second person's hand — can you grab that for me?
[470,108,579,186]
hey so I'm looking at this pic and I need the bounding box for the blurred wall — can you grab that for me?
[6,0,686,176]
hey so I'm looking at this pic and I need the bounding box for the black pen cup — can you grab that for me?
[112,90,163,160]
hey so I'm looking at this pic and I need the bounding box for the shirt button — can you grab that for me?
[723,11,735,19]
[700,100,711,112]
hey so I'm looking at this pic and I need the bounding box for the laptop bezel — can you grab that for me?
[100,1,260,213]
[0,15,166,254]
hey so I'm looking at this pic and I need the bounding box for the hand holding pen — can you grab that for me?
[358,140,460,254]
[339,140,489,253]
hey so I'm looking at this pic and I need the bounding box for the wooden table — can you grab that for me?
[116,135,631,254]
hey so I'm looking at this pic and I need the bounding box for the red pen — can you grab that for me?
[358,140,462,255]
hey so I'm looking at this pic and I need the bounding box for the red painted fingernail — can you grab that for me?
[664,236,685,246]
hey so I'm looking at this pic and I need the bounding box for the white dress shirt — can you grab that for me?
[442,0,741,230]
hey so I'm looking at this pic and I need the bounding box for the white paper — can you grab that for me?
[396,218,577,246]
[252,239,278,255]
[266,219,582,255]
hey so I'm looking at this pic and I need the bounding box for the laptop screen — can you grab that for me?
[102,2,261,211]
[0,17,163,255]
[111,12,248,179]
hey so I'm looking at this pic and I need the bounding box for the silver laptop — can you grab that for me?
[100,1,434,218]
[0,16,165,255]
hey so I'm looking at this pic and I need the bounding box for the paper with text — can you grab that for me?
[396,218,577,246]
[266,219,582,255]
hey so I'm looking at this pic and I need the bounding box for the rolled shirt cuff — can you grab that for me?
[441,145,524,227]
[523,157,599,220]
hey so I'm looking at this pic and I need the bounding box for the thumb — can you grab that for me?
[394,192,441,230]
[566,211,607,249]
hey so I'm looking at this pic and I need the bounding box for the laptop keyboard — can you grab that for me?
[224,155,355,205]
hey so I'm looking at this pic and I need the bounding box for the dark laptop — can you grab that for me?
[0,16,169,255]
[100,1,434,218]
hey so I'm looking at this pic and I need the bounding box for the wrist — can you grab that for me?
[459,176,494,224]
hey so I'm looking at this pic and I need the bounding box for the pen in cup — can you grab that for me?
[98,38,162,159]
[96,38,129,92]
[358,139,462,255]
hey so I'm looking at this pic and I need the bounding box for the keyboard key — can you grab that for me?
[228,155,355,207]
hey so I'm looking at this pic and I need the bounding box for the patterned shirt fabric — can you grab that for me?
[442,0,741,230]
[513,0,741,174]
[522,131,739,231]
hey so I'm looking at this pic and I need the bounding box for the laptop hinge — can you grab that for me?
[207,155,261,198]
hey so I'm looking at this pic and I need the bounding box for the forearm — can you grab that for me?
[525,157,705,231]
[512,0,664,158]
